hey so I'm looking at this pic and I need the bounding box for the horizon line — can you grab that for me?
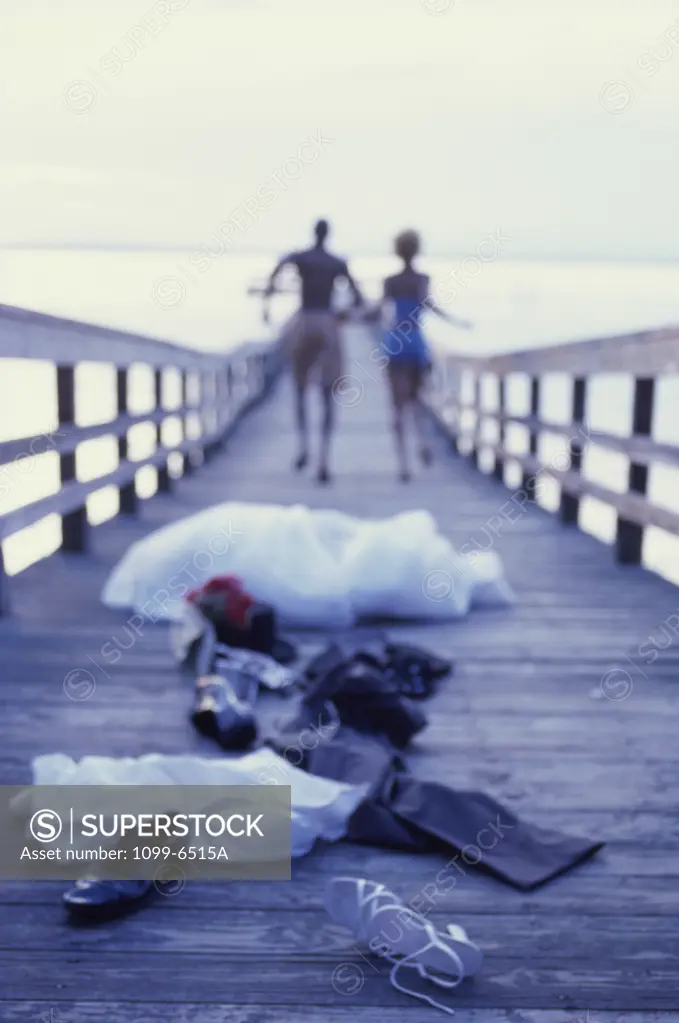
[1,242,679,265]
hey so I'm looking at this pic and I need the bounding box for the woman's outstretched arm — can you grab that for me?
[423,293,473,329]
[418,273,471,328]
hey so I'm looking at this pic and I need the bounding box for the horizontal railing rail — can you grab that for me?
[0,303,240,368]
[0,303,285,609]
[424,325,679,566]
[433,325,679,376]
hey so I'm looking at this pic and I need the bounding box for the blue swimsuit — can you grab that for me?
[383,295,430,366]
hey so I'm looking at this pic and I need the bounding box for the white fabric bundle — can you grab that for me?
[31,749,369,859]
[101,501,513,628]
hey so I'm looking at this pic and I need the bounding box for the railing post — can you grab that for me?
[245,355,254,401]
[438,359,458,454]
[57,365,88,552]
[469,372,481,467]
[261,351,272,394]
[216,365,230,440]
[0,545,9,615]
[615,377,654,564]
[560,377,586,524]
[226,363,235,415]
[116,368,137,514]
[522,376,540,500]
[182,369,194,475]
[450,362,463,454]
[201,371,216,459]
[493,375,505,482]
[155,368,171,493]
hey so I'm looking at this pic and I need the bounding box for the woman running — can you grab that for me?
[378,229,472,481]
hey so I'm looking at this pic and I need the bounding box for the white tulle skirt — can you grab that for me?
[30,748,369,859]
[101,501,514,629]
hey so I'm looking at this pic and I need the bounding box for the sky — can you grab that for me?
[1,0,679,259]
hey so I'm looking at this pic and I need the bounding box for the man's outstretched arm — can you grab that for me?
[265,253,295,296]
[261,253,296,324]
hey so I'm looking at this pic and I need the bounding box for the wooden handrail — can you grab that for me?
[0,302,270,368]
[0,304,285,605]
[0,407,189,464]
[425,324,679,567]
[432,324,679,375]
[449,407,679,470]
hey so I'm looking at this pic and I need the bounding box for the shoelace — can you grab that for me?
[354,880,464,1016]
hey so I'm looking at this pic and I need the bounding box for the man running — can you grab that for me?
[264,219,364,484]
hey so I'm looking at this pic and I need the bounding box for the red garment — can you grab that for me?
[187,575,253,629]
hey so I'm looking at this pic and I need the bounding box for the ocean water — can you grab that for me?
[1,248,679,584]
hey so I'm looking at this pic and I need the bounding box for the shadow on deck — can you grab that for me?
[1,327,679,1022]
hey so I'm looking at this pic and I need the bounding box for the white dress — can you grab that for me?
[29,748,369,858]
[101,501,514,628]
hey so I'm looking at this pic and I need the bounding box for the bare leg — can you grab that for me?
[294,379,309,471]
[291,319,320,472]
[412,398,433,466]
[393,405,410,482]
[317,384,334,483]
[387,366,411,481]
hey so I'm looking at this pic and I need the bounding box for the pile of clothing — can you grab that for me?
[36,574,603,922]
[172,577,603,892]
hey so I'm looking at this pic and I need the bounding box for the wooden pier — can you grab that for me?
[1,306,679,1022]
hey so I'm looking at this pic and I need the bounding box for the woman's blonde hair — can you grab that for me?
[394,229,421,262]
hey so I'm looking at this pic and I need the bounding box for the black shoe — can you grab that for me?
[192,668,258,750]
[332,661,428,748]
[63,879,157,922]
[294,452,309,472]
[302,652,427,749]
[317,466,331,485]
[383,642,453,699]
[399,470,411,483]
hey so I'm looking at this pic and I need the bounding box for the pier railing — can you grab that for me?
[0,304,283,609]
[425,325,679,565]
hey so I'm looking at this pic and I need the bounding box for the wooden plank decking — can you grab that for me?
[1,326,678,1022]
